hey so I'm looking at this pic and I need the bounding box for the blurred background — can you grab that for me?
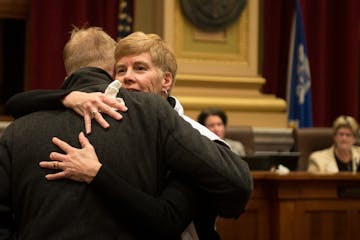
[0,0,359,128]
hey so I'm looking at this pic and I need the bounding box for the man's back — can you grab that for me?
[4,91,169,239]
[1,68,252,239]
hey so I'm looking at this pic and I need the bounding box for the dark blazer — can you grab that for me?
[0,67,252,240]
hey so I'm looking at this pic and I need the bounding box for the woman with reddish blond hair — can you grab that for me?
[308,115,360,173]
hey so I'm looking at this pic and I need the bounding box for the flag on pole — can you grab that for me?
[287,0,313,128]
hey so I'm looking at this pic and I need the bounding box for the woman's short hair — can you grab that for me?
[197,107,228,126]
[332,115,359,136]
[115,32,177,92]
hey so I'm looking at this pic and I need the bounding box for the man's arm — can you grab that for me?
[157,96,253,218]
[40,132,197,239]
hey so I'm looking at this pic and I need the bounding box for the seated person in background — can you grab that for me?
[197,107,246,157]
[308,115,360,173]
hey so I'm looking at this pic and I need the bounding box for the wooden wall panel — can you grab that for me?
[217,172,360,240]
[0,0,28,19]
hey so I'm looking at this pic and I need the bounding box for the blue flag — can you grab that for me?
[287,0,313,128]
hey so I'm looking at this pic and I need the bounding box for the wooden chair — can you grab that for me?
[225,125,255,155]
[293,127,333,171]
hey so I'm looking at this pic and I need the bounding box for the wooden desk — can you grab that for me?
[216,171,360,240]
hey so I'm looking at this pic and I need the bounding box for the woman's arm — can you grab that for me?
[62,91,126,134]
[6,89,127,134]
[6,89,69,118]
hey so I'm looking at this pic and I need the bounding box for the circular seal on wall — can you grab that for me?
[180,0,247,31]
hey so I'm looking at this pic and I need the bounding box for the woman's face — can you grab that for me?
[334,127,356,151]
[114,52,172,95]
[204,115,225,139]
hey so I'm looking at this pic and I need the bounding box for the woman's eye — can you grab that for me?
[135,66,146,71]
[116,68,126,74]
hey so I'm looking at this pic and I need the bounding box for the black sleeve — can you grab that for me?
[91,166,197,239]
[0,125,14,239]
[6,89,70,118]
[155,96,253,219]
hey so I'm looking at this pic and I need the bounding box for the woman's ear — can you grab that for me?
[350,135,357,145]
[162,72,173,92]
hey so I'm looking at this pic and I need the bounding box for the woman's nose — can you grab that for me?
[123,77,135,86]
[122,70,135,85]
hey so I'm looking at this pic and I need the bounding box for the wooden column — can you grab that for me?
[163,0,287,127]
